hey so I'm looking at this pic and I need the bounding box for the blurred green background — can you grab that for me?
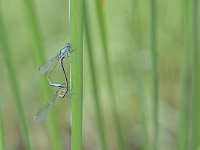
[0,0,198,149]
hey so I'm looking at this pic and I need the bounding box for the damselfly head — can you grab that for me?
[57,87,68,98]
[59,43,71,58]
[65,43,71,50]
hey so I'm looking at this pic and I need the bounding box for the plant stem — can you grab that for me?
[134,0,148,149]
[84,1,107,149]
[94,0,125,149]
[69,0,83,149]
[191,0,200,149]
[178,0,190,149]
[0,109,5,150]
[20,0,62,149]
[0,11,32,150]
[150,0,159,150]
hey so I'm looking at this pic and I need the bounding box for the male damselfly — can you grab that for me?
[37,43,71,88]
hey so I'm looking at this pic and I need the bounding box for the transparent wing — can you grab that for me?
[34,93,58,123]
[37,53,60,74]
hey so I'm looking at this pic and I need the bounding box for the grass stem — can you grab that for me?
[150,0,159,150]
[0,109,5,150]
[178,0,191,149]
[191,0,200,149]
[69,0,83,149]
[0,11,32,150]
[134,0,148,149]
[94,0,125,149]
[21,0,62,149]
[84,1,107,149]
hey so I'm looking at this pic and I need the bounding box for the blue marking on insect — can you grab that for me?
[59,43,71,59]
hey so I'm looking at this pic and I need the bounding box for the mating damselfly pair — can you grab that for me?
[34,43,71,123]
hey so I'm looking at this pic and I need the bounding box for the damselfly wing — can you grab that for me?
[34,86,68,123]
[37,43,71,74]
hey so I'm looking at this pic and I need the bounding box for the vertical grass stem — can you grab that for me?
[69,0,83,149]
[150,0,159,150]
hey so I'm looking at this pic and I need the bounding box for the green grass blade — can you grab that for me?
[0,12,32,150]
[84,1,107,149]
[70,0,83,149]
[0,109,5,150]
[178,1,191,149]
[191,0,200,149]
[134,0,148,149]
[177,44,187,150]
[94,0,125,149]
[20,0,62,149]
[150,0,159,150]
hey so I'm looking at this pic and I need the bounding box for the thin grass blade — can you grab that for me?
[150,0,159,150]
[0,11,32,150]
[0,109,5,150]
[69,0,83,149]
[84,0,108,149]
[20,0,62,149]
[178,0,191,149]
[133,0,148,149]
[191,0,200,149]
[94,0,125,149]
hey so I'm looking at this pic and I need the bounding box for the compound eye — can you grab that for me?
[66,43,71,49]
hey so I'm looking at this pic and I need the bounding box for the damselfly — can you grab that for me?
[37,43,71,74]
[38,43,71,88]
[34,84,69,123]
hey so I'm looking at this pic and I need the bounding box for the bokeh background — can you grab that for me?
[0,0,198,149]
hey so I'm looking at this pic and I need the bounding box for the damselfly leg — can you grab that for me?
[47,61,64,88]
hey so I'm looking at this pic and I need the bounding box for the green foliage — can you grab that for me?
[84,0,107,149]
[0,0,200,149]
[94,0,125,149]
[0,11,32,150]
[20,0,62,149]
